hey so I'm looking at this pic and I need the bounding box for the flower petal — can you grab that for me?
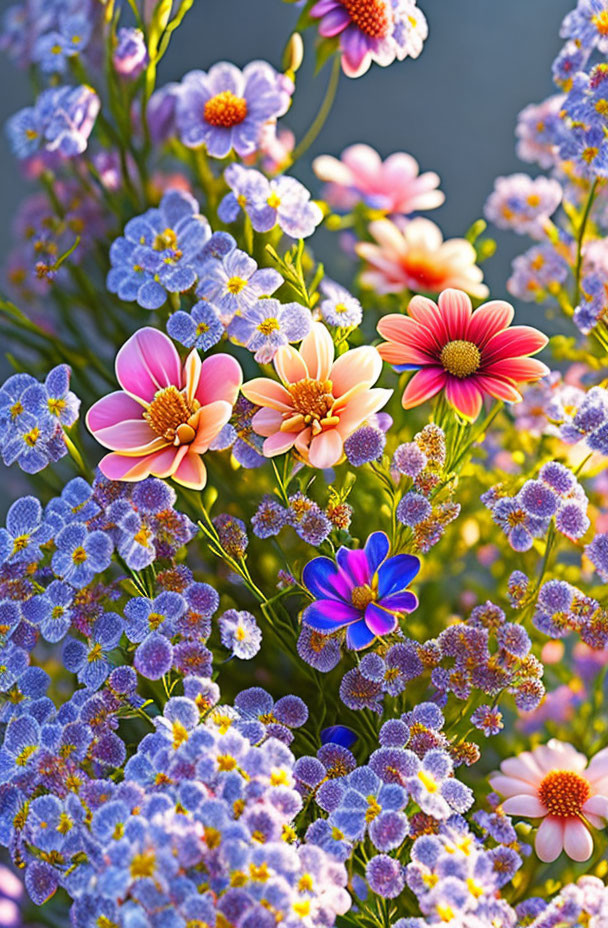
[115,327,182,402]
[401,368,447,409]
[445,377,483,420]
[303,599,361,630]
[467,300,514,347]
[376,554,420,598]
[501,795,546,817]
[302,557,352,601]
[345,619,376,650]
[172,451,207,490]
[365,602,398,637]
[563,818,593,862]
[483,325,548,363]
[299,322,334,381]
[535,816,564,863]
[242,378,294,412]
[196,353,242,406]
[308,430,344,468]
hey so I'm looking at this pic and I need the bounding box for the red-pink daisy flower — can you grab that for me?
[376,288,549,420]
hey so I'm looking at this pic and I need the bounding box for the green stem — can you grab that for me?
[291,55,341,164]
[573,178,599,306]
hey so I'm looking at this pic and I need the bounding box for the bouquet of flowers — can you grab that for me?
[1,1,608,926]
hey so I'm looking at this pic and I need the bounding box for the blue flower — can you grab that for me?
[302,531,420,650]
[7,85,100,160]
[106,190,215,310]
[219,164,323,239]
[51,522,113,588]
[219,609,262,659]
[195,245,283,323]
[167,301,224,351]
[22,580,74,643]
[62,612,124,689]
[227,297,312,363]
[0,496,53,565]
[124,592,186,643]
[319,278,362,328]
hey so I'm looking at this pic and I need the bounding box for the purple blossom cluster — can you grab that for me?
[0,365,79,473]
[6,84,100,160]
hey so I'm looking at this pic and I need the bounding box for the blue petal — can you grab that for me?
[302,556,350,601]
[345,620,376,650]
[364,532,390,575]
[302,600,360,631]
[376,554,420,599]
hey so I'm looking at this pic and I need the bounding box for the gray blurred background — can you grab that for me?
[0,0,573,512]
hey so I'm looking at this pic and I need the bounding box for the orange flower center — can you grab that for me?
[341,0,391,37]
[440,340,481,378]
[593,11,608,35]
[280,378,339,437]
[144,386,201,445]
[204,91,248,128]
[351,584,375,609]
[538,769,591,817]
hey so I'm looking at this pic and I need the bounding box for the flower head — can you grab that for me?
[302,530,419,649]
[357,218,488,298]
[86,326,242,489]
[490,740,608,862]
[377,288,549,420]
[242,322,390,467]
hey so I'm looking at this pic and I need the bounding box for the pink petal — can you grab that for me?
[172,451,207,490]
[582,795,608,819]
[489,775,538,798]
[86,391,147,433]
[534,741,587,773]
[474,375,522,404]
[250,407,284,437]
[500,754,543,785]
[377,342,436,367]
[91,419,166,454]
[445,377,483,420]
[501,795,546,817]
[330,346,382,397]
[377,313,440,354]
[299,322,334,381]
[191,400,232,452]
[318,6,350,36]
[586,749,608,783]
[438,288,472,341]
[483,357,550,382]
[401,367,447,409]
[274,345,308,385]
[407,294,450,344]
[535,816,564,863]
[335,388,392,436]
[563,819,593,862]
[467,300,514,347]
[308,430,344,468]
[483,326,548,363]
[98,445,184,482]
[196,353,242,406]
[262,431,299,456]
[183,349,202,407]
[241,378,293,412]
[115,327,182,403]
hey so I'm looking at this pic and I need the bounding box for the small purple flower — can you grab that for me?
[219,164,323,239]
[228,298,312,363]
[176,60,291,158]
[196,244,283,324]
[471,704,504,736]
[302,531,420,650]
[51,522,113,588]
[365,854,405,899]
[319,278,362,328]
[113,27,147,79]
[134,631,173,679]
[586,533,608,581]
[556,500,590,539]
[297,625,341,672]
[251,496,288,539]
[396,493,432,527]
[344,426,385,465]
[167,302,224,351]
[392,442,427,477]
[219,609,262,659]
[519,479,559,518]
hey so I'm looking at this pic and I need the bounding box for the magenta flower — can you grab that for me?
[302,531,420,650]
[86,327,242,489]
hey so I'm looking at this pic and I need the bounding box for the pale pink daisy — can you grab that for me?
[313,143,444,215]
[86,326,242,489]
[356,218,489,299]
[241,322,391,468]
[490,739,608,863]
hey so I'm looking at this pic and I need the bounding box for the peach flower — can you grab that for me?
[490,739,608,862]
[241,322,391,468]
[86,327,242,489]
[356,217,489,298]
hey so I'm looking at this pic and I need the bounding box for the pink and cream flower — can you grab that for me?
[86,327,242,490]
[241,322,391,469]
[312,143,444,215]
[376,288,549,420]
[356,218,489,299]
[490,739,608,863]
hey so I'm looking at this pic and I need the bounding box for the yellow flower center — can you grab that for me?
[538,769,591,817]
[280,378,338,436]
[144,386,201,445]
[153,227,179,252]
[439,339,481,378]
[351,584,375,610]
[257,317,280,335]
[130,851,156,880]
[204,91,248,128]
[72,546,88,564]
[227,276,247,294]
[593,11,608,35]
[341,0,391,37]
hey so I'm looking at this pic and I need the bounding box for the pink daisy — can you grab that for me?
[241,322,391,469]
[376,288,549,420]
[490,739,608,863]
[312,143,444,215]
[86,326,242,489]
[356,218,489,299]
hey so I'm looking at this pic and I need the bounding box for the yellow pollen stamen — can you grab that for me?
[538,769,591,817]
[341,0,391,38]
[281,377,336,436]
[439,340,481,378]
[226,276,247,294]
[144,386,201,445]
[351,584,375,610]
[130,851,156,879]
[72,546,88,564]
[204,90,248,128]
[257,317,280,335]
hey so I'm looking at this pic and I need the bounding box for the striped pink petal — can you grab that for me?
[86,391,146,432]
[483,325,548,363]
[401,367,447,409]
[330,345,382,396]
[483,357,550,382]
[445,377,483,420]
[438,288,472,340]
[474,375,522,404]
[299,322,334,381]
[274,345,309,385]
[467,300,515,346]
[377,313,440,353]
[263,431,299,456]
[99,445,185,482]
[190,400,233,453]
[115,327,182,403]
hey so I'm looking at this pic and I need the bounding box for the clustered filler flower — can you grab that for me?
[377,288,549,419]
[3,0,608,926]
